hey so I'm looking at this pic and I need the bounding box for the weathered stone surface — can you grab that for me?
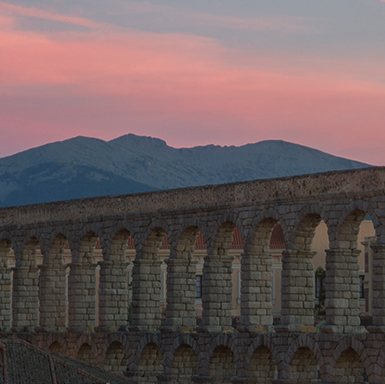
[0,168,385,382]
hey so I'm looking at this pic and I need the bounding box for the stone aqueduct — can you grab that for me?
[1,167,385,383]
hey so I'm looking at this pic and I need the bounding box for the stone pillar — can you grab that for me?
[38,264,68,332]
[368,244,385,330]
[11,266,39,332]
[67,262,97,333]
[97,260,129,331]
[322,249,363,333]
[164,258,197,332]
[280,250,315,332]
[239,252,273,333]
[130,259,162,332]
[0,267,12,332]
[199,254,233,333]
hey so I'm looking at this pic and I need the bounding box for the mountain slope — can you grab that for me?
[0,134,371,207]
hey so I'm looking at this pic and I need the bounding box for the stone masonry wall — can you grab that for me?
[0,167,385,383]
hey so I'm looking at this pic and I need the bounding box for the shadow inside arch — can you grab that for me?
[77,343,95,366]
[289,347,319,382]
[209,345,236,383]
[104,341,128,374]
[49,341,64,355]
[137,343,162,384]
[248,345,277,382]
[334,348,367,383]
[171,344,198,384]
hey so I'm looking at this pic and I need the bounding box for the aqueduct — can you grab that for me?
[1,167,385,383]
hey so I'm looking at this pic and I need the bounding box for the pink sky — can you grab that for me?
[1,1,385,165]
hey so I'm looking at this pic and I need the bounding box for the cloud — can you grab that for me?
[104,0,309,33]
[0,1,98,29]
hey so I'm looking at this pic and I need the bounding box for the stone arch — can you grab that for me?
[171,344,198,383]
[47,225,74,254]
[165,333,199,376]
[284,335,324,373]
[16,229,43,267]
[49,341,64,355]
[170,334,199,362]
[246,208,289,253]
[292,204,329,251]
[137,342,163,384]
[104,340,128,374]
[210,213,241,256]
[334,348,366,383]
[169,217,207,259]
[204,334,238,374]
[288,347,319,382]
[247,345,277,382]
[104,227,131,262]
[100,220,135,262]
[136,219,169,260]
[45,231,69,265]
[331,338,368,383]
[75,334,96,352]
[44,334,67,355]
[71,226,101,264]
[77,343,96,366]
[208,345,236,382]
[170,227,201,260]
[135,334,162,365]
[245,336,279,376]
[334,200,377,249]
[47,226,72,249]
[0,232,13,268]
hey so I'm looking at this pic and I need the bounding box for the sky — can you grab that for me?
[1,0,385,165]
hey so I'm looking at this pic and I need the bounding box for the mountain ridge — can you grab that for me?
[0,134,371,207]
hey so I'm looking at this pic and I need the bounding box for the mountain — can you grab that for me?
[0,134,371,207]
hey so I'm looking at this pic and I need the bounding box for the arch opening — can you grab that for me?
[137,343,162,384]
[248,346,277,382]
[49,341,64,355]
[213,221,237,256]
[107,228,132,263]
[77,343,95,366]
[171,344,198,384]
[334,348,365,383]
[208,345,236,383]
[46,233,67,266]
[289,347,319,382]
[0,238,12,269]
[104,341,128,374]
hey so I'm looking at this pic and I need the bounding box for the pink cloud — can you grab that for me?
[0,2,384,165]
[103,0,309,32]
[0,1,98,28]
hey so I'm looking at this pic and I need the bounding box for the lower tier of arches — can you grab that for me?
[5,330,385,384]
